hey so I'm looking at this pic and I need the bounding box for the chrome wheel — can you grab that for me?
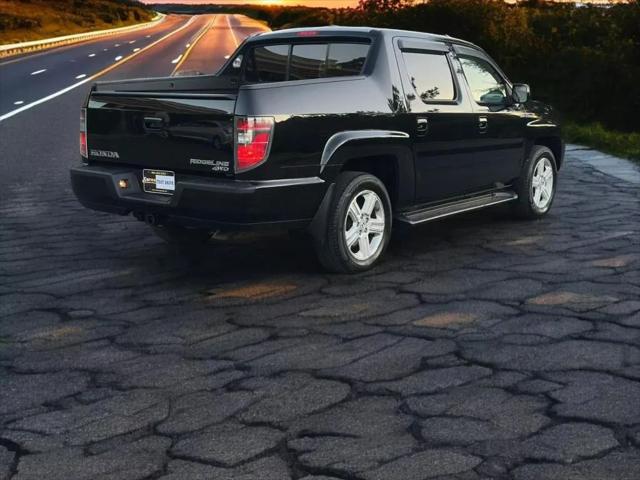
[344,189,385,262]
[531,157,554,211]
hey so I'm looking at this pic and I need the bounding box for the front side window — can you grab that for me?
[459,55,508,105]
[244,44,289,83]
[402,51,456,102]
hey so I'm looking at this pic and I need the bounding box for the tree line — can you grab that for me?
[236,0,639,133]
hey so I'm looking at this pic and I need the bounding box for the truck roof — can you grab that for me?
[248,26,481,51]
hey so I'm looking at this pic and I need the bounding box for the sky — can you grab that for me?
[142,0,362,7]
[141,0,627,8]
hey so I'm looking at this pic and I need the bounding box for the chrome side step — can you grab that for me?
[397,190,518,225]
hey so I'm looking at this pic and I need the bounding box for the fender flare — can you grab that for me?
[320,130,410,173]
[309,130,414,242]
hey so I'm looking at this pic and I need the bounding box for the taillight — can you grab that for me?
[235,116,274,172]
[80,108,88,159]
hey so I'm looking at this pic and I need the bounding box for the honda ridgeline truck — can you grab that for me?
[71,27,563,273]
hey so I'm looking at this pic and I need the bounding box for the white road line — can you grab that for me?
[30,69,47,76]
[225,15,239,47]
[14,101,24,105]
[114,43,120,47]
[171,54,183,64]
[186,43,191,48]
[76,74,87,79]
[133,48,140,52]
[115,56,123,61]
[88,53,96,57]
[103,48,108,51]
[129,40,136,44]
[0,16,198,123]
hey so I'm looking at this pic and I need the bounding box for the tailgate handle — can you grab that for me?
[143,116,165,130]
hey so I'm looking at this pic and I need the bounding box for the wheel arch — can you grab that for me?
[320,130,414,209]
[528,135,565,170]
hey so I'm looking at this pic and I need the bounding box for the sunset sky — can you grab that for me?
[142,0,362,6]
[141,0,627,8]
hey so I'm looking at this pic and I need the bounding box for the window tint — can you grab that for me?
[327,43,368,77]
[402,51,455,102]
[242,41,370,84]
[459,56,507,105]
[244,44,289,83]
[290,44,328,81]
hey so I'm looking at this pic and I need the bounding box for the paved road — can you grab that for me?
[1,16,640,480]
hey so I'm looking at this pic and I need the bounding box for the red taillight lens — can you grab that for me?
[235,116,274,172]
[80,108,87,158]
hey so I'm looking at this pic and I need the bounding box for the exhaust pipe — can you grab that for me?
[144,213,158,226]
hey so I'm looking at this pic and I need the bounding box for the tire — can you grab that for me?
[513,146,558,219]
[313,171,392,273]
[151,225,212,245]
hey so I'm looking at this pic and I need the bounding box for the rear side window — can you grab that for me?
[242,42,369,84]
[402,51,455,102]
[244,44,289,83]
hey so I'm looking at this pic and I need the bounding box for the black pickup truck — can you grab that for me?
[71,26,563,273]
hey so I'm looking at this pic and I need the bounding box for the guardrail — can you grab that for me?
[0,13,166,59]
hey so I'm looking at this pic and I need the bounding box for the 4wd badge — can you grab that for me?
[189,158,229,172]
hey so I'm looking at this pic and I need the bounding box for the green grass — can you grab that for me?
[0,0,153,44]
[564,123,640,163]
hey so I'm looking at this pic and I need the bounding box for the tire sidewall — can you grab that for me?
[525,148,557,216]
[334,174,392,271]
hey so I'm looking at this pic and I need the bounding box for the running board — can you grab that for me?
[397,191,518,225]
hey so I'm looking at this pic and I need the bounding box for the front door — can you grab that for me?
[453,46,526,188]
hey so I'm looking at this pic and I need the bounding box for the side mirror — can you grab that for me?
[512,83,530,104]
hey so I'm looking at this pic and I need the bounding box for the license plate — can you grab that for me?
[142,169,175,195]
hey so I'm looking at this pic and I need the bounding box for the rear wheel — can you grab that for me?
[513,146,557,219]
[151,225,212,245]
[314,172,392,273]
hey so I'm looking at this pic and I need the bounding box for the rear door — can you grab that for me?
[453,46,525,187]
[395,38,477,204]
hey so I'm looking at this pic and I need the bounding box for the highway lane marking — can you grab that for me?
[0,16,197,123]
[133,48,140,52]
[129,40,136,44]
[171,16,215,75]
[114,43,120,47]
[30,69,47,75]
[88,53,96,57]
[76,74,87,79]
[171,54,183,64]
[14,101,24,105]
[226,15,239,48]
[115,56,123,61]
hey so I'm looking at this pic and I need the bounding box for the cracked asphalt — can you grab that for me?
[1,146,639,480]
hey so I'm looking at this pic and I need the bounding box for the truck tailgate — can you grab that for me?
[87,80,236,177]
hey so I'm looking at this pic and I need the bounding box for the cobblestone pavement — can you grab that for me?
[1,149,639,480]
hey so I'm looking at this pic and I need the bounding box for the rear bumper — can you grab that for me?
[70,164,327,229]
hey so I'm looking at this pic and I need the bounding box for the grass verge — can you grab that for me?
[0,0,153,44]
[564,123,640,163]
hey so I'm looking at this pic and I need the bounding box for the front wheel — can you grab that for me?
[313,172,392,273]
[513,146,558,219]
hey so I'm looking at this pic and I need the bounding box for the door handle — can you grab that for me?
[478,116,488,133]
[416,117,428,136]
[143,116,165,130]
